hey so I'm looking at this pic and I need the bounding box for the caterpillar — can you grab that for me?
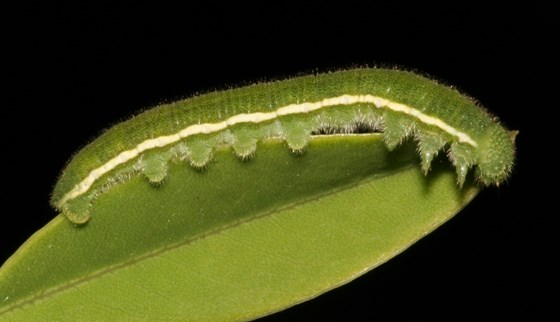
[52,68,515,224]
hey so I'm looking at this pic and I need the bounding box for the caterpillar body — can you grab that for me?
[52,68,515,224]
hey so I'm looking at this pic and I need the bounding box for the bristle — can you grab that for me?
[416,132,446,174]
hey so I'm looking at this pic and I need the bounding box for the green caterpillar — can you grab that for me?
[52,68,515,224]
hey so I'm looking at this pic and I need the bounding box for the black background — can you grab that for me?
[4,3,557,320]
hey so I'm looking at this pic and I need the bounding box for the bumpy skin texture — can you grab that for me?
[52,68,515,223]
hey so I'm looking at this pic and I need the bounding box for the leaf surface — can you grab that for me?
[0,134,478,321]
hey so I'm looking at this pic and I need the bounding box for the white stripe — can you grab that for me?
[59,94,477,206]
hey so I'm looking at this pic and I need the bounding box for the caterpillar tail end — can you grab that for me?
[64,210,91,225]
[59,198,93,225]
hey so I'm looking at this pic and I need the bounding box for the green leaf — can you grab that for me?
[0,134,478,321]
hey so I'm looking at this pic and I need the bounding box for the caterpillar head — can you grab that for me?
[476,124,516,186]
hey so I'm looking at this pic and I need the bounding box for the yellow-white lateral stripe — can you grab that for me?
[59,94,477,206]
